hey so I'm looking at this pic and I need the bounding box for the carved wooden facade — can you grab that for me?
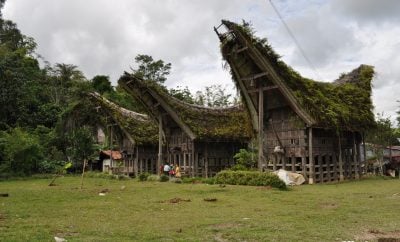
[215,20,374,183]
[119,76,252,177]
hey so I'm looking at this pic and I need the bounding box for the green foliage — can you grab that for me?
[215,170,287,190]
[232,149,256,170]
[169,86,195,104]
[131,54,171,84]
[194,84,233,107]
[220,20,375,132]
[91,75,113,94]
[138,172,150,181]
[66,126,97,170]
[0,127,44,175]
[146,174,160,182]
[159,174,169,182]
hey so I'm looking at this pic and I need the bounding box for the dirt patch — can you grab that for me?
[159,197,191,204]
[355,229,400,241]
[212,222,241,230]
[256,186,272,190]
[214,233,228,242]
[204,198,217,202]
[319,202,338,209]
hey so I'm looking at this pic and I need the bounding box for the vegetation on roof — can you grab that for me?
[119,73,253,141]
[220,20,375,132]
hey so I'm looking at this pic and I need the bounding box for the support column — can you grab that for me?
[308,127,314,184]
[134,146,139,177]
[353,132,360,179]
[258,88,264,171]
[157,115,163,175]
[205,143,209,178]
[362,132,367,174]
[338,134,344,181]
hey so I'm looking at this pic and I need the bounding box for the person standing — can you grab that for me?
[163,163,170,176]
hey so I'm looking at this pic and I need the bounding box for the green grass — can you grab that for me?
[0,176,399,241]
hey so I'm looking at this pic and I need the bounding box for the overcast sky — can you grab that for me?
[3,0,400,122]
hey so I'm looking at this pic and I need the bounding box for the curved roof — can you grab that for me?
[119,73,253,141]
[217,20,375,132]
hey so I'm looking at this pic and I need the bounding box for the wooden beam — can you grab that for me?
[149,90,196,140]
[308,127,314,184]
[228,60,259,131]
[230,28,315,126]
[157,114,163,175]
[247,85,278,93]
[353,132,360,179]
[240,72,268,82]
[338,133,344,181]
[235,46,248,53]
[258,88,264,171]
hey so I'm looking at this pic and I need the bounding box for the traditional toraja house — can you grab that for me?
[214,20,375,184]
[118,75,252,177]
[64,92,158,175]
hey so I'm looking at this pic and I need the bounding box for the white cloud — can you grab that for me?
[3,0,399,121]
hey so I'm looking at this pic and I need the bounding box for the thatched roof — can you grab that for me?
[119,73,252,141]
[87,92,158,145]
[217,20,375,132]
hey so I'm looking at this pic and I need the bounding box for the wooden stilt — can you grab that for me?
[134,146,138,177]
[353,132,360,179]
[258,88,264,171]
[157,115,163,175]
[338,134,344,181]
[308,127,314,184]
[205,143,209,178]
[291,156,296,172]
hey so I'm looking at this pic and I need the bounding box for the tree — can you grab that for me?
[365,113,397,174]
[0,127,44,175]
[169,86,195,104]
[131,54,171,84]
[91,75,113,94]
[66,126,97,172]
[194,84,233,107]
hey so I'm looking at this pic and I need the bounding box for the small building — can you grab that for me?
[215,20,376,183]
[119,75,252,177]
[99,150,123,173]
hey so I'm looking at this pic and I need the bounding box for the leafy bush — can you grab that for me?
[215,170,287,190]
[159,174,169,182]
[232,149,256,170]
[202,177,215,185]
[146,175,160,182]
[138,172,151,181]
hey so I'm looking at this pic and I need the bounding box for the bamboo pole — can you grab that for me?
[157,114,163,175]
[80,159,87,190]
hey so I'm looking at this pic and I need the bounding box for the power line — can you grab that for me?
[268,0,322,80]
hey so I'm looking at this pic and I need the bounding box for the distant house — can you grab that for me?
[119,75,252,177]
[214,20,375,183]
[64,92,159,176]
[99,150,123,173]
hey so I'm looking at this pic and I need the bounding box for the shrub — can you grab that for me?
[159,174,169,182]
[232,149,256,170]
[169,177,182,183]
[182,177,202,184]
[146,175,160,182]
[202,177,215,185]
[215,170,287,190]
[138,172,151,181]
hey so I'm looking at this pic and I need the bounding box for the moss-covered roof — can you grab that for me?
[218,20,375,132]
[119,74,253,141]
[87,92,158,145]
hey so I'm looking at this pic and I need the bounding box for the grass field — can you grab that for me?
[0,176,399,241]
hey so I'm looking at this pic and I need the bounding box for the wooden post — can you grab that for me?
[338,133,344,181]
[157,115,163,175]
[318,155,323,183]
[333,154,338,181]
[205,143,209,178]
[291,156,296,172]
[134,146,139,177]
[356,136,362,179]
[353,132,359,179]
[308,127,314,184]
[258,88,264,171]
[362,132,367,174]
[301,156,307,180]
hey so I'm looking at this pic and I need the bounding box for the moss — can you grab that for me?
[119,74,253,141]
[220,20,375,132]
